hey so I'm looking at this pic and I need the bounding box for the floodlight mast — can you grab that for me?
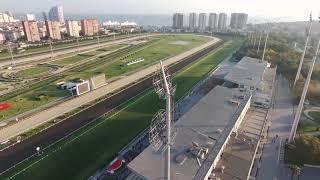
[160,60,171,180]
[293,14,313,87]
[289,39,320,143]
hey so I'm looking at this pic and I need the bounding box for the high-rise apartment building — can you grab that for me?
[66,20,80,37]
[42,11,48,21]
[189,13,197,30]
[0,12,14,23]
[80,19,99,36]
[198,13,207,31]
[172,13,184,29]
[218,13,227,30]
[45,21,61,40]
[22,21,41,42]
[48,5,64,23]
[230,13,248,29]
[208,13,218,31]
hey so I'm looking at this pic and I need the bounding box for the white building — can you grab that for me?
[218,13,227,31]
[0,12,15,23]
[66,20,80,37]
[172,13,184,29]
[26,14,36,21]
[230,13,248,29]
[48,5,64,23]
[198,13,207,31]
[189,13,197,30]
[208,13,218,31]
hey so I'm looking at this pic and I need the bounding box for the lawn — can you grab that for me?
[286,135,320,166]
[0,34,209,122]
[53,54,94,66]
[92,34,210,78]
[1,36,243,180]
[0,33,140,60]
[309,111,320,123]
[16,66,51,77]
[0,84,69,120]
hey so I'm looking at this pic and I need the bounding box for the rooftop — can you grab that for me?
[224,56,268,87]
[127,86,249,180]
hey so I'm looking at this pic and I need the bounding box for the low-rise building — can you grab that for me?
[126,56,276,180]
[127,86,251,179]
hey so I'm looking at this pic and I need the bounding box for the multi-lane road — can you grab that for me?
[0,37,223,174]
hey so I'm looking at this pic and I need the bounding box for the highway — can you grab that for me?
[0,38,223,174]
[0,34,154,68]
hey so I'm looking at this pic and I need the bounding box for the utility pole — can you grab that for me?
[289,39,320,143]
[253,34,257,48]
[7,42,14,66]
[49,39,53,61]
[160,61,172,180]
[97,35,100,48]
[262,29,270,61]
[293,14,313,87]
[257,31,263,54]
[76,37,80,52]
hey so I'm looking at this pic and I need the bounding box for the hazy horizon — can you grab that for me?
[0,0,319,22]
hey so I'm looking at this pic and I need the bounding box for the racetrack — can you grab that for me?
[0,39,225,174]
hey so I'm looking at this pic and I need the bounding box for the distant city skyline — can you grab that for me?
[0,0,319,22]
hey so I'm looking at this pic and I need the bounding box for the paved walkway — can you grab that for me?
[0,37,220,143]
[257,74,295,180]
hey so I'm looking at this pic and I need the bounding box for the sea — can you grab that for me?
[38,14,172,26]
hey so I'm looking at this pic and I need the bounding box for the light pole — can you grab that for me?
[152,61,176,180]
[253,33,257,48]
[76,36,80,52]
[97,35,100,48]
[7,42,14,66]
[289,39,320,143]
[49,39,54,61]
[262,26,270,61]
[293,13,313,87]
[257,31,263,54]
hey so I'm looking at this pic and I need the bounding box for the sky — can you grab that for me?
[0,0,319,21]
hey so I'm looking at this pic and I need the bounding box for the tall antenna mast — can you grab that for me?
[293,13,313,86]
[289,39,320,142]
[152,61,176,180]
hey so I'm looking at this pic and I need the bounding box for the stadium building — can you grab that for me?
[126,56,276,180]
